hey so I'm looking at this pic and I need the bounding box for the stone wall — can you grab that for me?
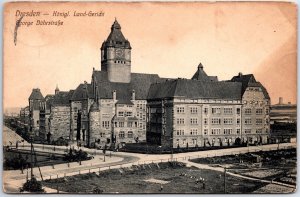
[50,105,71,141]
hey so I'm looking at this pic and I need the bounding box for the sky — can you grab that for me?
[3,2,297,109]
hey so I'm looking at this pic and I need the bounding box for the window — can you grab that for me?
[244,129,251,134]
[266,108,269,115]
[126,111,133,117]
[119,122,124,127]
[176,130,184,135]
[102,121,110,128]
[245,108,252,115]
[245,118,252,125]
[177,107,185,113]
[204,118,208,125]
[204,108,208,114]
[224,108,233,114]
[237,129,240,134]
[190,118,198,125]
[176,118,185,125]
[204,129,208,135]
[224,129,232,135]
[256,129,262,134]
[100,132,105,137]
[256,119,263,125]
[119,131,125,138]
[224,118,233,125]
[128,122,133,127]
[237,118,240,124]
[236,108,241,115]
[190,107,198,114]
[212,118,221,125]
[118,111,124,117]
[212,107,221,114]
[128,131,133,138]
[192,139,197,144]
[256,109,263,115]
[190,128,197,135]
[211,128,221,135]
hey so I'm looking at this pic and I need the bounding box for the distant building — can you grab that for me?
[28,88,45,137]
[19,106,30,131]
[270,97,297,124]
[23,19,271,148]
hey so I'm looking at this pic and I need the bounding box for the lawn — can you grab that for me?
[43,162,266,194]
[190,149,297,187]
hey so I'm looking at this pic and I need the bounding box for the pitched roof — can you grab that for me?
[51,90,74,106]
[231,74,270,99]
[147,79,242,100]
[45,94,55,109]
[191,63,211,81]
[29,88,45,100]
[71,83,94,101]
[93,71,169,101]
[101,19,131,49]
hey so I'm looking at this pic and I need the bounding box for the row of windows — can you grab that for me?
[245,108,268,115]
[177,107,240,115]
[245,128,268,134]
[119,131,133,138]
[175,128,267,136]
[176,106,269,115]
[176,129,198,136]
[118,111,133,117]
[114,60,126,64]
[244,118,267,125]
[177,118,241,125]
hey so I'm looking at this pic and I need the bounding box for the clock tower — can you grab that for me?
[101,19,132,83]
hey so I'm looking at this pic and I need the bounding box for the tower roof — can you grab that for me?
[101,19,131,49]
[29,88,45,100]
[191,63,210,81]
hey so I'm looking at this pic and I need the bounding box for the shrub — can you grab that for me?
[20,177,45,193]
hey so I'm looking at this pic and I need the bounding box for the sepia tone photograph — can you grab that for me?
[2,1,297,194]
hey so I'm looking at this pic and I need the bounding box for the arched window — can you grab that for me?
[128,131,133,138]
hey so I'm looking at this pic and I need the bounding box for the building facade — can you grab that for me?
[147,68,270,149]
[23,19,271,149]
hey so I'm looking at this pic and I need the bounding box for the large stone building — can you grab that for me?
[24,19,271,148]
[147,68,270,149]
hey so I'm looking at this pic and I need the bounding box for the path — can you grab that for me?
[2,126,297,193]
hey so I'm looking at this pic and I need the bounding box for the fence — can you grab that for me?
[22,143,296,182]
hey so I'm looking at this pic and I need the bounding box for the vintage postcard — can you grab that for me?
[2,1,297,194]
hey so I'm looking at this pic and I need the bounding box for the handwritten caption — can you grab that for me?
[15,10,105,27]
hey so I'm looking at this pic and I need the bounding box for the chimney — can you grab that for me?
[113,90,116,101]
[279,97,283,105]
[238,72,243,77]
[132,90,135,100]
[288,102,291,105]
